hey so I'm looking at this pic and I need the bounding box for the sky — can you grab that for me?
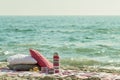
[0,0,120,15]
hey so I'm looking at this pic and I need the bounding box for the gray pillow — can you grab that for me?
[8,64,41,71]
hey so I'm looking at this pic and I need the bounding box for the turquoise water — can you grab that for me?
[1,16,120,68]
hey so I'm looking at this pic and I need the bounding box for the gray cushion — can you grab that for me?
[8,64,41,71]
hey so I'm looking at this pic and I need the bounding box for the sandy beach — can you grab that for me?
[0,62,120,80]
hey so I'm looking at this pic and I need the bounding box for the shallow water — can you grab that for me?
[0,16,120,68]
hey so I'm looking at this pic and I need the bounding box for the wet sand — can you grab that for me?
[0,62,120,80]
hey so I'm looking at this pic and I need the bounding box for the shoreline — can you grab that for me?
[0,62,120,80]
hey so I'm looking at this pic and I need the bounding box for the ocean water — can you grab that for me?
[1,16,120,68]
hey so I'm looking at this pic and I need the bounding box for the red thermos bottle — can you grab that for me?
[53,52,60,73]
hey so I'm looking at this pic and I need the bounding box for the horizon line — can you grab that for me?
[0,15,120,16]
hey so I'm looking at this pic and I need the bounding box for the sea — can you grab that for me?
[0,16,120,69]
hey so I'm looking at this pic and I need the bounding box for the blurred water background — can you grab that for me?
[0,16,120,69]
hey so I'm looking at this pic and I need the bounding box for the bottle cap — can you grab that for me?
[54,52,58,56]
